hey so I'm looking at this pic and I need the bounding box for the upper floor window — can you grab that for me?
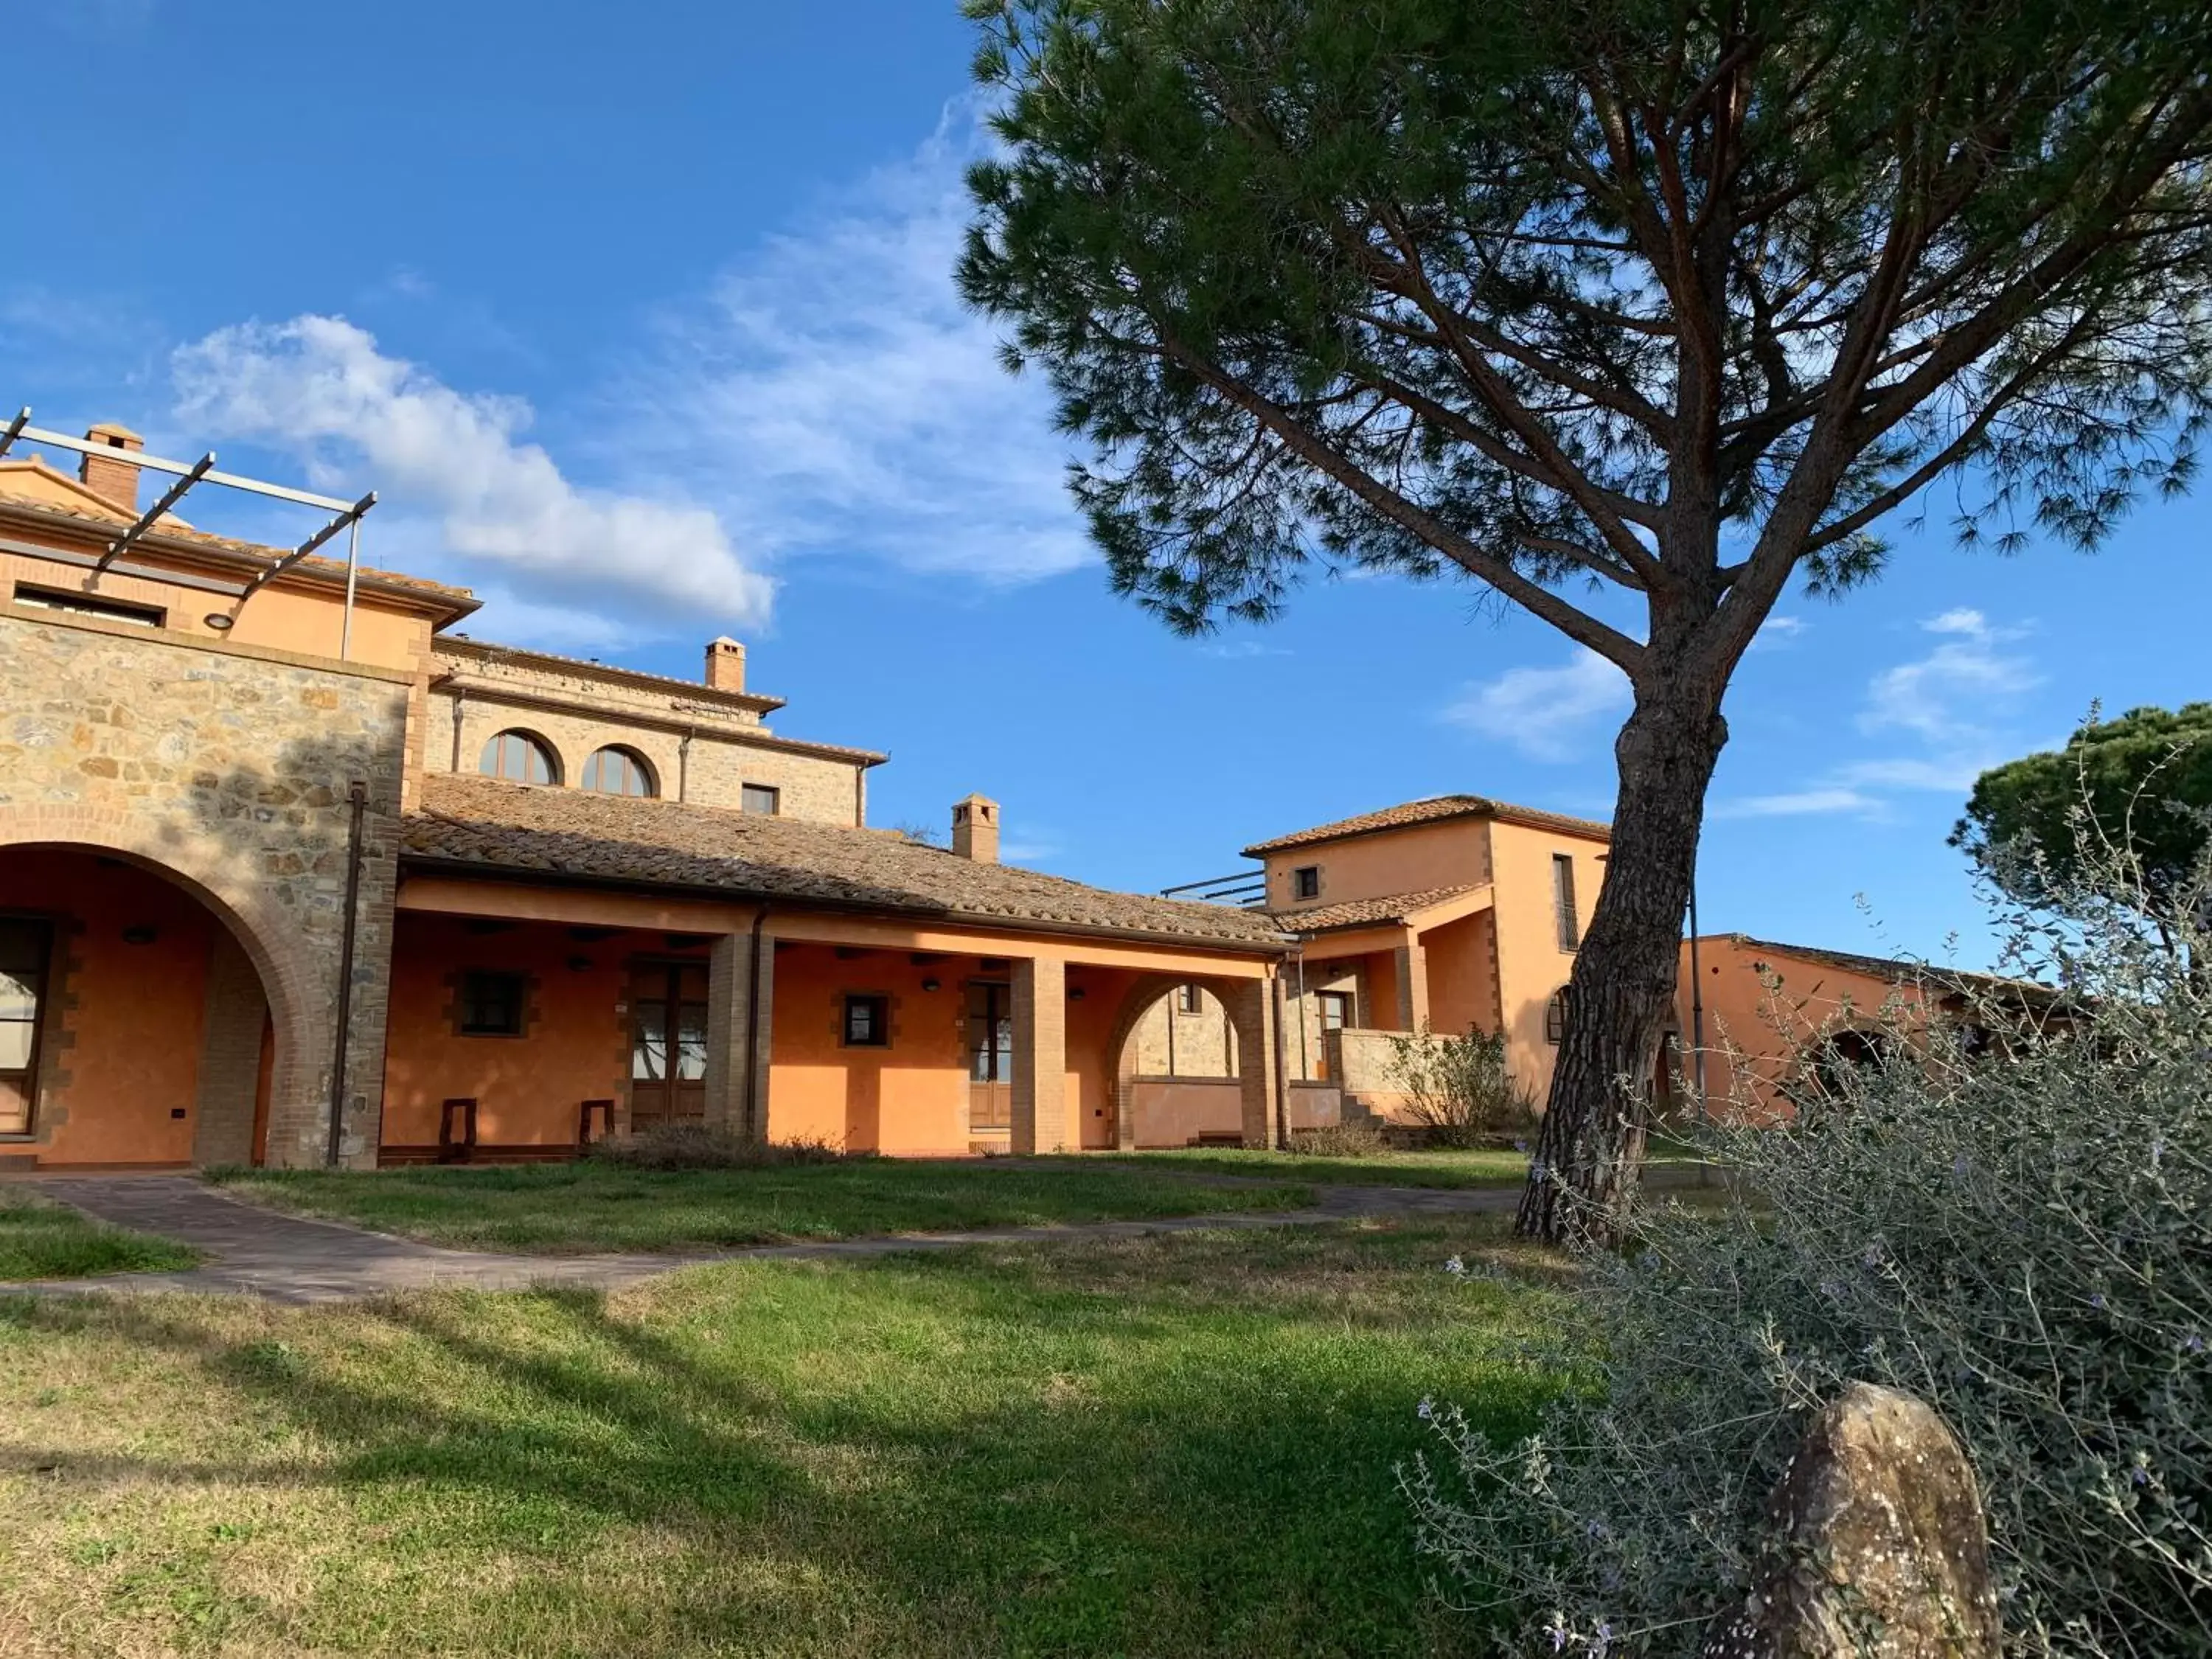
[13,583,165,628]
[742,783,781,816]
[1176,983,1203,1015]
[1552,854,1581,952]
[1292,865,1321,901]
[582,745,656,798]
[480,730,558,786]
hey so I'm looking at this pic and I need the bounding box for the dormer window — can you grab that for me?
[1293,866,1321,901]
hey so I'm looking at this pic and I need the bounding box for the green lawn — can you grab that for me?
[1082,1144,1532,1188]
[206,1161,1315,1253]
[0,1187,199,1281]
[0,1220,1568,1658]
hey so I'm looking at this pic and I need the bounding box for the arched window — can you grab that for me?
[581,745,656,798]
[1543,988,1571,1046]
[479,730,558,785]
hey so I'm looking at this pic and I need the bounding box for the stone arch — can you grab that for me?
[1102,970,1280,1151]
[0,804,333,1168]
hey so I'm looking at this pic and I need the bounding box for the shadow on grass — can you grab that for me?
[0,1223,1569,1657]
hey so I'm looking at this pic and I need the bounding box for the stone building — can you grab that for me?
[0,424,1308,1169]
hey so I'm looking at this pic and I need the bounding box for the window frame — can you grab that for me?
[12,583,167,628]
[1316,989,1352,1032]
[841,992,891,1048]
[581,745,658,798]
[479,729,560,787]
[456,970,529,1038]
[1543,988,1571,1046]
[741,783,782,817]
[1292,865,1322,901]
[1176,982,1203,1016]
[1551,853,1581,953]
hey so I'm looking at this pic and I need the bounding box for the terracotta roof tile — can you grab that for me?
[1712,934,2056,998]
[1242,793,1610,856]
[405,773,1293,949]
[1273,884,1486,933]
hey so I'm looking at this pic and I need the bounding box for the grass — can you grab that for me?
[205,1160,1316,1253]
[1080,1144,1534,1188]
[0,1187,199,1281]
[0,1219,1571,1658]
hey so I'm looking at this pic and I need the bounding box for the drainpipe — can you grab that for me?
[326,780,368,1168]
[1270,971,1291,1148]
[678,728,695,803]
[1294,947,1309,1082]
[741,904,768,1140]
[448,684,466,771]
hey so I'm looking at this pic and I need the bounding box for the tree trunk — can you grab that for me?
[1517,679,1728,1244]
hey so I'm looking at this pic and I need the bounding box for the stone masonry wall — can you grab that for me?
[0,608,413,1168]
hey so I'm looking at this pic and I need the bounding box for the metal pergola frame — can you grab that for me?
[0,407,379,658]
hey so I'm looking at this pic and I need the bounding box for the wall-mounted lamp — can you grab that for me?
[203,613,236,632]
[919,977,942,992]
[1068,985,1087,1001]
[122,924,159,946]
[567,956,595,973]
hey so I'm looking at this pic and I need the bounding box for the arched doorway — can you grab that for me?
[0,840,305,1169]
[1102,973,1281,1150]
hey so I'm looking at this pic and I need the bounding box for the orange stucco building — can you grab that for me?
[0,423,1304,1169]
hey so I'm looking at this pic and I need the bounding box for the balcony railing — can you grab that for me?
[1159,869,1269,908]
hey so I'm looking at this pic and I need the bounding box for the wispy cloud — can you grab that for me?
[1749,613,1809,652]
[171,315,771,627]
[1715,608,2042,821]
[1442,648,1631,762]
[630,102,1085,582]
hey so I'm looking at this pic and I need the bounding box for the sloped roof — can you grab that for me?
[1242,793,1611,857]
[404,773,1294,950]
[0,460,476,613]
[1273,884,1486,933]
[1711,934,2058,1001]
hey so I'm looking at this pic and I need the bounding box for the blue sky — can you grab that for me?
[7,1,2206,968]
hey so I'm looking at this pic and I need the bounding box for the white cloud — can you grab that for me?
[171,314,771,626]
[1715,787,1882,819]
[1749,613,1809,652]
[1861,610,2039,742]
[629,102,1086,582]
[1442,649,1631,762]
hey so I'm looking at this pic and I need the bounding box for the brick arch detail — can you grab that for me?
[1102,971,1279,1151]
[0,805,332,1167]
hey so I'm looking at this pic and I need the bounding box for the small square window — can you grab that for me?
[1317,990,1352,1032]
[1176,983,1203,1015]
[459,970,526,1037]
[842,992,890,1048]
[742,784,781,816]
[1292,866,1321,900]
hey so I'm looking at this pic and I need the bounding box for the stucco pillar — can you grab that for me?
[1010,956,1067,1155]
[1394,932,1431,1033]
[1223,976,1282,1149]
[706,922,775,1140]
[192,931,268,1167]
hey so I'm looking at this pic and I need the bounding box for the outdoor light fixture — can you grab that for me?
[1068,986,1087,1001]
[567,956,594,973]
[121,925,158,945]
[204,613,235,631]
[920,977,942,992]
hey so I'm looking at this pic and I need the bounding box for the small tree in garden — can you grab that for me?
[1403,837,2212,1656]
[959,0,2212,1242]
[1954,703,2212,928]
[1385,1027,1535,1146]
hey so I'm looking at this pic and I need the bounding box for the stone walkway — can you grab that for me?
[13,1173,1523,1305]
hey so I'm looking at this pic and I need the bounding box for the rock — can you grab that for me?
[1703,1382,2001,1658]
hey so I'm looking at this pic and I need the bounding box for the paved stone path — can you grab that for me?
[12,1173,1523,1304]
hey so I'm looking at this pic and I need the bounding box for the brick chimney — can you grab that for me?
[704,636,747,692]
[951,794,1000,863]
[79,423,145,515]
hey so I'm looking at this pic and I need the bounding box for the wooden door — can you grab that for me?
[629,961,708,1130]
[965,980,1012,1134]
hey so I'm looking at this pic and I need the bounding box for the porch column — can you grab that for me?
[1394,932,1431,1033]
[706,922,775,1141]
[1009,956,1067,1155]
[1224,975,1283,1149]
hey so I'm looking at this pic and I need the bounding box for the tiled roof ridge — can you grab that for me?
[1271,883,1486,933]
[434,635,787,714]
[1242,793,1610,856]
[1717,933,2049,993]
